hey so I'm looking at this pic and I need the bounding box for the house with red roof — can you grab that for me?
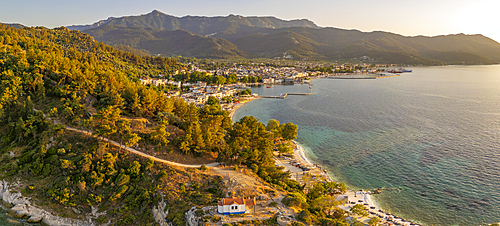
[217,197,256,215]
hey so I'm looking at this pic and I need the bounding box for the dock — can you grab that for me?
[329,74,401,79]
[260,87,313,99]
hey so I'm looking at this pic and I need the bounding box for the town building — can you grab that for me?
[217,197,256,215]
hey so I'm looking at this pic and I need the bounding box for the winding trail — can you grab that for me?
[64,127,219,168]
[35,108,217,168]
[34,108,301,222]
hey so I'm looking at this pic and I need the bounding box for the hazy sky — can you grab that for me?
[1,0,499,42]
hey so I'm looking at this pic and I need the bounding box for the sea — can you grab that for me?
[233,65,500,226]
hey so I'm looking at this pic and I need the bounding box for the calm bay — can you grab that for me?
[233,65,500,225]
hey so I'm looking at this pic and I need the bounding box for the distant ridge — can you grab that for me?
[69,10,500,64]
[0,22,25,29]
[85,25,248,58]
[67,10,319,34]
[66,17,117,31]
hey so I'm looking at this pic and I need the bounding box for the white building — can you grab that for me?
[217,197,255,215]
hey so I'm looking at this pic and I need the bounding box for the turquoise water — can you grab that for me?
[233,65,500,226]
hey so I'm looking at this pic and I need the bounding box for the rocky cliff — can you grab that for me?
[1,180,93,225]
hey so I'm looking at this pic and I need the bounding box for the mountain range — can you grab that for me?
[68,10,500,65]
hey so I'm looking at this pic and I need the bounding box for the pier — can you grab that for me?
[328,74,401,79]
[261,87,313,99]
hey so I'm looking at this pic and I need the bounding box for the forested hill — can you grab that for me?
[0,24,203,225]
[0,24,183,118]
[70,10,500,64]
[0,24,305,225]
[85,25,249,58]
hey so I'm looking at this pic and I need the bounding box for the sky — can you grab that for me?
[1,0,499,43]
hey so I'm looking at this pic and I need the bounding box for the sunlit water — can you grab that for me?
[233,65,500,225]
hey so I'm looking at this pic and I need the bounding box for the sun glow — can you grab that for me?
[451,1,500,42]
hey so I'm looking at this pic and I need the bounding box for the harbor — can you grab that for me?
[260,86,313,99]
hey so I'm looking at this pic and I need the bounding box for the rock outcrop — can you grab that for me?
[185,206,199,226]
[0,180,94,226]
[152,191,170,226]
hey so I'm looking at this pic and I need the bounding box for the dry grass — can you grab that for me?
[139,145,217,165]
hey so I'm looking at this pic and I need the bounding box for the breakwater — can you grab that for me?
[260,88,313,99]
[328,74,401,79]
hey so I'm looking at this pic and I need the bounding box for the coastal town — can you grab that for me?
[135,61,423,225]
[139,61,398,110]
[3,2,500,225]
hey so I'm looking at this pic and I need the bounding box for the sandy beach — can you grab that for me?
[230,97,420,225]
[228,97,260,121]
[284,141,420,226]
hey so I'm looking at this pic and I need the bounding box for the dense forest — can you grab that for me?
[0,24,360,225]
[0,24,209,225]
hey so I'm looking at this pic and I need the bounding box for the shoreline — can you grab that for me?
[290,141,421,226]
[228,97,260,121]
[229,86,421,225]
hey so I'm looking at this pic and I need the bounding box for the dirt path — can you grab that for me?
[64,127,218,168]
[34,108,217,168]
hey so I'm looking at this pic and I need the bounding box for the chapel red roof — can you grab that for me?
[217,197,256,206]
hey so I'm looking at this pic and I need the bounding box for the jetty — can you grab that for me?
[328,74,401,79]
[261,86,313,99]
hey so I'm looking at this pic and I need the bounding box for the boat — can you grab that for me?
[387,68,412,73]
[387,68,402,73]
[266,86,271,88]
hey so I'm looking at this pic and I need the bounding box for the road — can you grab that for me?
[64,127,219,168]
[35,108,217,168]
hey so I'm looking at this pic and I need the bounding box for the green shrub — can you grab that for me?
[97,215,108,224]
[291,221,306,226]
[115,173,130,186]
[211,216,221,223]
[282,192,308,208]
[158,170,168,180]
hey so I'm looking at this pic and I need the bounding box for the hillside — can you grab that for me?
[0,22,25,29]
[231,27,500,64]
[0,24,307,225]
[0,24,397,226]
[0,24,224,225]
[70,10,500,64]
[68,10,318,35]
[85,25,248,58]
[233,30,331,60]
